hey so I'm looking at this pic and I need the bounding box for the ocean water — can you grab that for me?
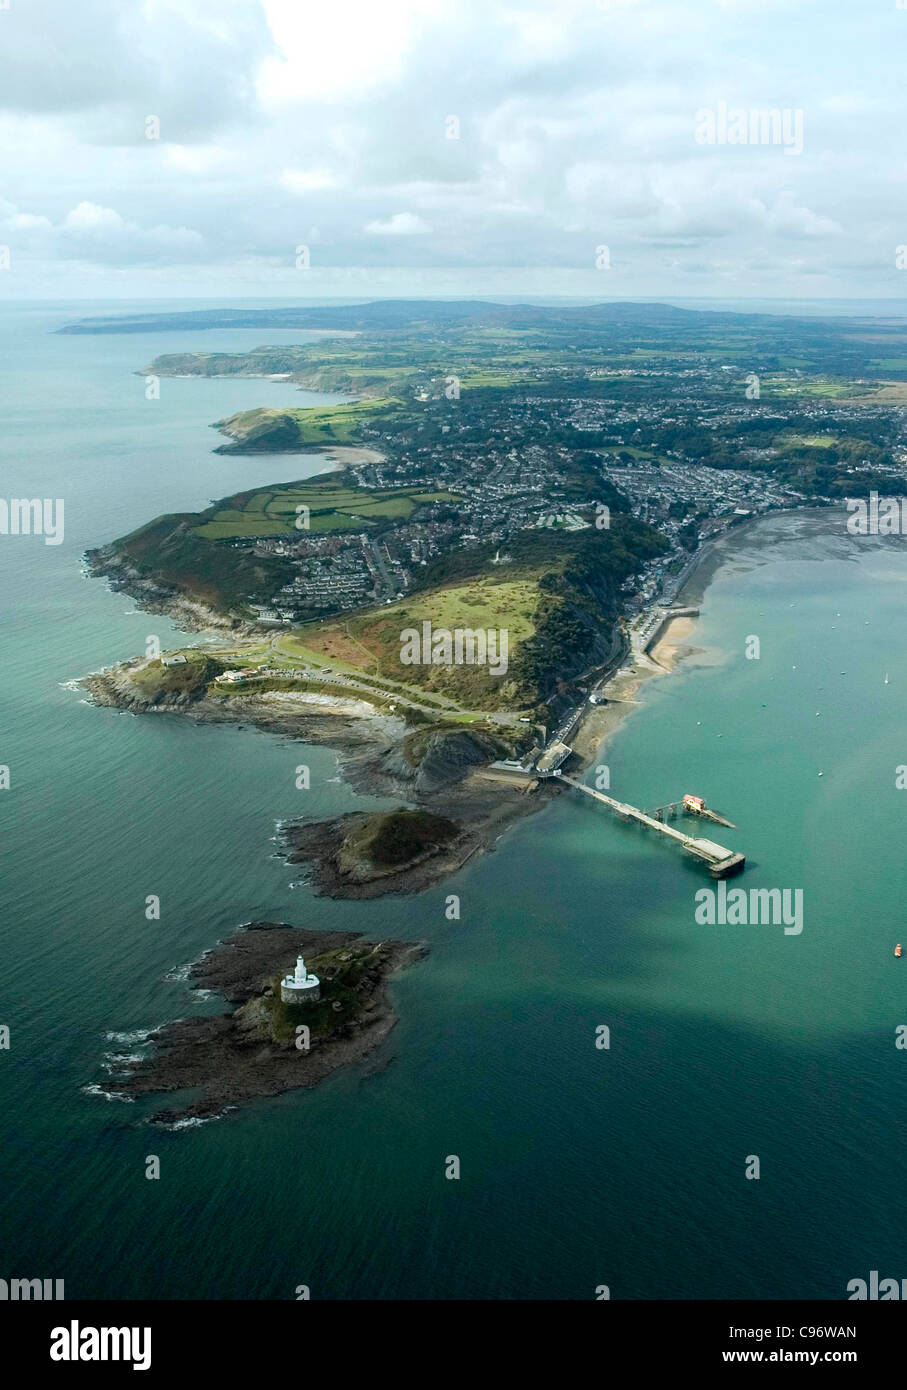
[1,302,906,1300]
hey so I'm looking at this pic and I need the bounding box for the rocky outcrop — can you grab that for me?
[97,922,428,1124]
[380,727,510,795]
[85,543,246,634]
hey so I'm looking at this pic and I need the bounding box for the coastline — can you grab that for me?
[569,544,721,764]
[82,508,852,905]
[305,444,385,467]
[79,505,846,1122]
[569,507,847,763]
[80,659,561,899]
[80,521,746,901]
[581,503,907,767]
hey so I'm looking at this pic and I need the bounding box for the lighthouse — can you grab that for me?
[280,955,321,1006]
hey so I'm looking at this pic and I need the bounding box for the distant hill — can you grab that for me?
[58,298,760,334]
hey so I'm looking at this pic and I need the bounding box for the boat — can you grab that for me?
[885,673,889,685]
[896,944,902,958]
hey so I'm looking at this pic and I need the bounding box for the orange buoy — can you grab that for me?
[896,944,902,958]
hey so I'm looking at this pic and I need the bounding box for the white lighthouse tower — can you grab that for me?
[280,955,321,1006]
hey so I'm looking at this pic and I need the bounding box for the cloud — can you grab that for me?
[364,212,431,236]
[258,0,445,104]
[281,169,342,194]
[0,0,277,141]
[762,193,842,240]
[2,199,205,267]
[0,0,899,295]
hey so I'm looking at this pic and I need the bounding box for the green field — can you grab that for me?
[195,483,460,539]
[779,432,838,449]
[762,375,857,399]
[287,399,400,444]
[869,357,907,371]
[214,398,405,453]
[456,370,528,389]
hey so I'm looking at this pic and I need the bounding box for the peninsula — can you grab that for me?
[80,298,907,1111]
[82,298,907,897]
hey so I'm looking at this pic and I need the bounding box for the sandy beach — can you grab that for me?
[312,445,386,466]
[650,615,697,668]
[571,506,885,771]
[570,556,718,765]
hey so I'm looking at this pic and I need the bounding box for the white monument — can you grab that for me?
[280,955,321,1006]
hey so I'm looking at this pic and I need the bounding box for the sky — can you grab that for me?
[0,0,904,300]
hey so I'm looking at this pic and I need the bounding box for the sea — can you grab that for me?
[1,298,906,1300]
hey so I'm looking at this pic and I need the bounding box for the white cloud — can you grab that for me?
[64,201,125,233]
[281,169,341,194]
[364,212,431,235]
[258,0,446,104]
[763,193,842,239]
[5,211,53,232]
[0,0,898,295]
[3,198,205,268]
[165,145,232,174]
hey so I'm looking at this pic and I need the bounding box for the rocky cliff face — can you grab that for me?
[83,667,203,712]
[380,727,509,795]
[85,542,245,634]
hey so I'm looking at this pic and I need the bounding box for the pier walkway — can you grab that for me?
[554,773,745,878]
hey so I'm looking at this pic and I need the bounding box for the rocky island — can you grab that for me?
[102,922,427,1124]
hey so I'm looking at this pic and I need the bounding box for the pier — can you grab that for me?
[651,798,737,830]
[554,773,745,878]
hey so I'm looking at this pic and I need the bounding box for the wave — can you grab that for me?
[101,1051,145,1073]
[81,1083,134,1104]
[164,962,192,984]
[104,1027,156,1045]
[155,1108,236,1131]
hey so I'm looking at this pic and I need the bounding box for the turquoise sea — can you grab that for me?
[2,301,907,1300]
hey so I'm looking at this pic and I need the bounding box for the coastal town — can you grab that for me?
[82,302,907,818]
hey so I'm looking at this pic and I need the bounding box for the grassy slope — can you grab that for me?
[195,482,460,539]
[213,399,403,452]
[339,809,459,871]
[294,524,665,707]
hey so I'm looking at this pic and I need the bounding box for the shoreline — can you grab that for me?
[81,506,849,908]
[79,520,748,906]
[304,444,385,467]
[573,504,907,766]
[568,542,722,763]
[80,662,561,899]
[78,504,855,1121]
[568,507,842,764]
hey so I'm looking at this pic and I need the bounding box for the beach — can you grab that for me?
[650,614,697,668]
